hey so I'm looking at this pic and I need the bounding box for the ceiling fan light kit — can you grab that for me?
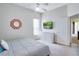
[35,3,48,12]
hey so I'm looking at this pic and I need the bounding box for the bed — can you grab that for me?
[0,38,49,56]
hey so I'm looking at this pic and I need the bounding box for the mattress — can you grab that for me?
[0,39,49,56]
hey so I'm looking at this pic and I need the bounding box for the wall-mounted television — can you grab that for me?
[43,21,53,29]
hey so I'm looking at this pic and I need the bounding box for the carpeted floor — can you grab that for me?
[38,40,78,56]
[72,37,79,44]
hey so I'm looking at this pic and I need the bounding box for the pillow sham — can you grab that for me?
[0,40,9,50]
[0,46,5,53]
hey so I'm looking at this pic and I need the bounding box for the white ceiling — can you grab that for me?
[15,3,67,13]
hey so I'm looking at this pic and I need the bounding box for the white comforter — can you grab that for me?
[0,39,49,56]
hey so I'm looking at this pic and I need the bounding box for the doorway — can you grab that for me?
[70,14,79,46]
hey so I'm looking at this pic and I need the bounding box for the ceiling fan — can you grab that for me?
[35,3,48,12]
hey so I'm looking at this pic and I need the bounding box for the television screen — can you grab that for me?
[43,21,53,29]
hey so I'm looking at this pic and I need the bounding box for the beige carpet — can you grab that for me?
[72,37,79,44]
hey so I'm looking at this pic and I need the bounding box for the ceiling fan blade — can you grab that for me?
[36,3,40,6]
[42,8,47,11]
[43,3,48,6]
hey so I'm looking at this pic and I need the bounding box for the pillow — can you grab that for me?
[0,40,9,50]
[0,46,5,53]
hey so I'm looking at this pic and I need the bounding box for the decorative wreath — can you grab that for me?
[10,19,22,29]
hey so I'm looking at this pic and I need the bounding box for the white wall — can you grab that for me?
[42,5,71,45]
[67,3,79,17]
[0,3,40,40]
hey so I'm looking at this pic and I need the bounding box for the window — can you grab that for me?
[33,18,40,35]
